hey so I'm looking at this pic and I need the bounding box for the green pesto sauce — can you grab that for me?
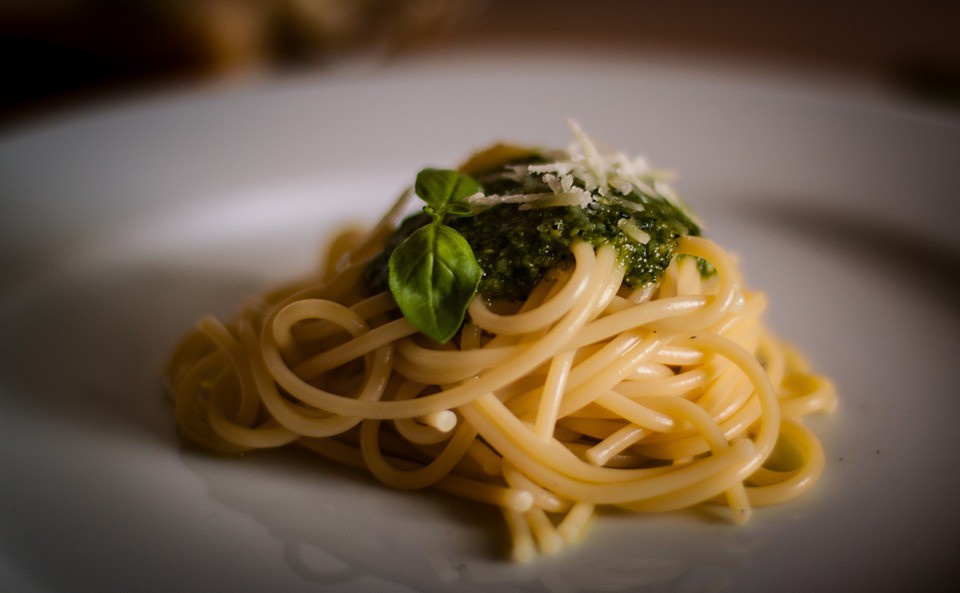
[450,199,698,300]
[364,163,706,302]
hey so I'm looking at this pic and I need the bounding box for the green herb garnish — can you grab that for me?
[387,169,482,343]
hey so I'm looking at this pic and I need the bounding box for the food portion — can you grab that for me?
[165,123,836,561]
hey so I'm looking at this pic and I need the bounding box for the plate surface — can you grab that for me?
[1,54,959,593]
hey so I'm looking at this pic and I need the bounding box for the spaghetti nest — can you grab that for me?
[165,229,836,561]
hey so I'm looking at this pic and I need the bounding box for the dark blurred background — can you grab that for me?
[3,0,959,128]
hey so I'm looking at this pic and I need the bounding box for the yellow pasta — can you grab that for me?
[165,127,835,559]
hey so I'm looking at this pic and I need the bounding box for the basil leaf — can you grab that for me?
[414,168,481,213]
[443,202,475,217]
[388,223,482,343]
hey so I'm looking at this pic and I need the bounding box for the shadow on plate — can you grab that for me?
[725,197,960,320]
[0,262,264,442]
[179,441,759,593]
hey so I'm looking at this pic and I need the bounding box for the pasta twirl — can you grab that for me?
[165,127,836,560]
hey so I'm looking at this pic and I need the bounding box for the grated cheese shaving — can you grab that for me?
[518,189,594,210]
[463,120,695,222]
[607,196,645,213]
[617,218,651,244]
[465,192,554,207]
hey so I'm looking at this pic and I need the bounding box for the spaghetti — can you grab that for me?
[165,130,836,561]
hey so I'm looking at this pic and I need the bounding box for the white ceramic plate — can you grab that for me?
[2,54,958,593]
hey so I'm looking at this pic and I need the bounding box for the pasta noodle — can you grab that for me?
[165,134,836,560]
